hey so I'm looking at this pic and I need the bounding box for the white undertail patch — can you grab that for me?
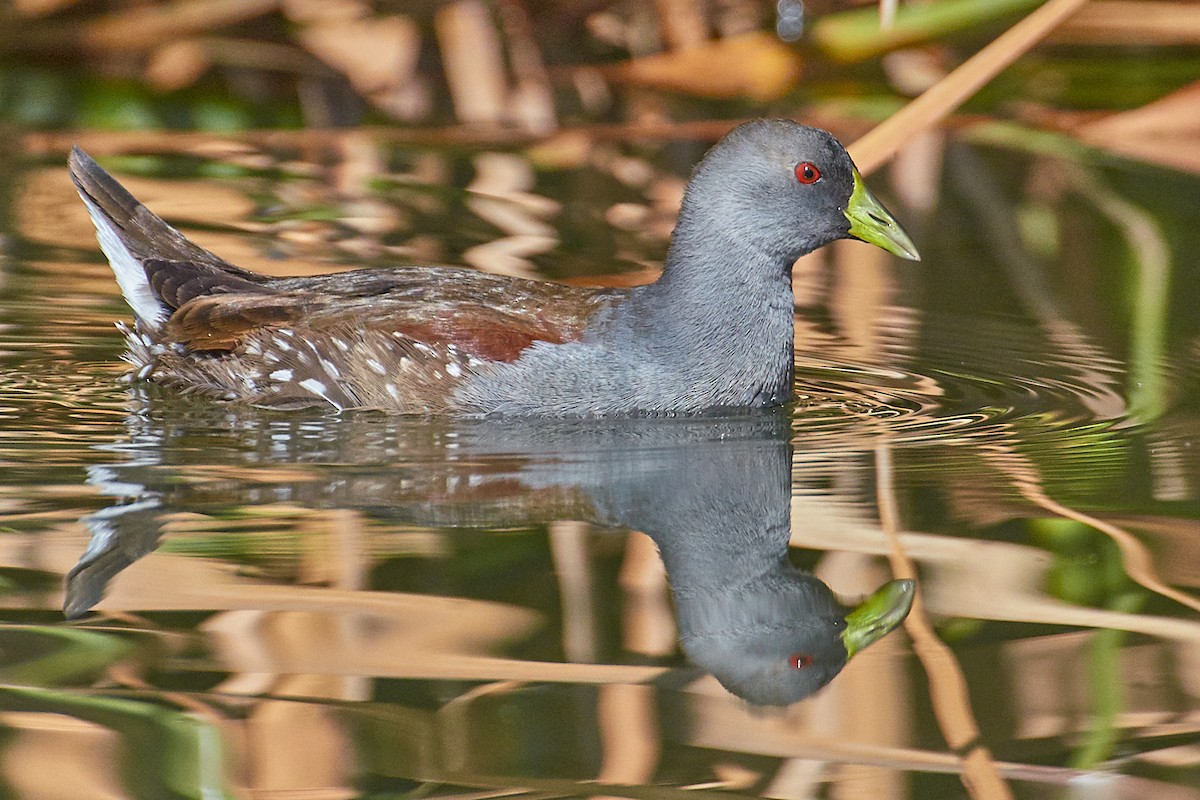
[79,195,168,330]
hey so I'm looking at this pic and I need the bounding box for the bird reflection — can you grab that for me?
[69,403,912,704]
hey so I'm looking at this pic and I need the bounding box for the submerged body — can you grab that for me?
[70,120,918,416]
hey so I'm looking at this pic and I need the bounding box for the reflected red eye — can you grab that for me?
[794,162,821,184]
[789,653,813,669]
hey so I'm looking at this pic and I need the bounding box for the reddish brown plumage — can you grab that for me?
[392,312,575,363]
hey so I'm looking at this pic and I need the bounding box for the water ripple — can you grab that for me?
[789,309,1130,448]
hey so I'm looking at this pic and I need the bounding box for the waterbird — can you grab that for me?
[70,119,919,416]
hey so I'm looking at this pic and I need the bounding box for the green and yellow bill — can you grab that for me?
[845,168,921,261]
[842,578,916,659]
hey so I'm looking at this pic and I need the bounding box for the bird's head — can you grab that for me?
[678,119,920,265]
[679,577,915,706]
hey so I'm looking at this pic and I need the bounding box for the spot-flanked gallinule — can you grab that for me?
[70,119,919,416]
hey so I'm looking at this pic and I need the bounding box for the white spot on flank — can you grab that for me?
[319,358,341,379]
[332,337,350,352]
[386,384,401,401]
[272,336,293,352]
[367,358,386,375]
[269,369,294,381]
[299,378,343,410]
[446,362,462,378]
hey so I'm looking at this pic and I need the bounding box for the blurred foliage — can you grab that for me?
[1030,517,1134,607]
[0,0,1196,136]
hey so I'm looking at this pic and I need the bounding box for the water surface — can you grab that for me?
[2,134,1200,799]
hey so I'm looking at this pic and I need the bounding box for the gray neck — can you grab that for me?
[656,518,794,597]
[619,215,797,408]
[598,433,794,591]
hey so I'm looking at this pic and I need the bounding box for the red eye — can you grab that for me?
[794,162,821,184]
[789,653,813,669]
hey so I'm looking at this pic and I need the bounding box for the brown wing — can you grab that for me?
[163,266,618,361]
[73,146,626,411]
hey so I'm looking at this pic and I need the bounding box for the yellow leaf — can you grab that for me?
[605,32,802,102]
